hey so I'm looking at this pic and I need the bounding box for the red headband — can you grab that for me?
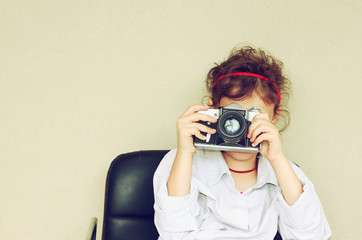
[212,72,281,104]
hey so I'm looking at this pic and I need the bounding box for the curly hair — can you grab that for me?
[206,45,292,132]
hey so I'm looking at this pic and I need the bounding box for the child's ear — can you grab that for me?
[208,97,214,107]
[272,107,281,124]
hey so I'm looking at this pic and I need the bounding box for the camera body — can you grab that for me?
[194,103,261,152]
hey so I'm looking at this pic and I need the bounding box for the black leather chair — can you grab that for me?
[86,150,282,240]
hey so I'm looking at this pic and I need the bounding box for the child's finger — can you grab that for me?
[249,123,275,142]
[194,131,207,141]
[248,119,269,139]
[181,104,210,117]
[187,113,218,123]
[185,125,215,141]
[252,112,270,121]
[248,113,273,137]
[251,132,273,147]
[179,122,216,138]
[178,114,217,132]
[193,123,217,134]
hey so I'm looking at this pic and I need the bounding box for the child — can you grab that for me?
[153,46,331,240]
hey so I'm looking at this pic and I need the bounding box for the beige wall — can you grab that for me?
[1,1,361,239]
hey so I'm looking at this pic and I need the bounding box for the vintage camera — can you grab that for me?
[194,103,261,152]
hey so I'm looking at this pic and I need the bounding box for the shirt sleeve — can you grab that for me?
[277,163,332,240]
[153,149,201,239]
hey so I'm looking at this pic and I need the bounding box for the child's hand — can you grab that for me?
[177,104,217,155]
[247,113,285,163]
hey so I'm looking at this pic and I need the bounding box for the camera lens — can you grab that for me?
[217,111,247,143]
[224,118,240,135]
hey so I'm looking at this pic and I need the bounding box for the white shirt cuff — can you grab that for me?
[155,180,200,232]
[278,180,331,239]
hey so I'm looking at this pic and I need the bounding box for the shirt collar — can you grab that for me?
[202,150,278,188]
[203,150,230,187]
[255,156,279,188]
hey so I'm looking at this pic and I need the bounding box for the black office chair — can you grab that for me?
[86,150,282,240]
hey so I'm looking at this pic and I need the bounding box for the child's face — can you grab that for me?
[216,92,278,124]
[215,93,278,160]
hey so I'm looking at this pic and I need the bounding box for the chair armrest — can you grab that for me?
[85,217,97,240]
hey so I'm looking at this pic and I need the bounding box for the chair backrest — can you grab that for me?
[102,150,168,240]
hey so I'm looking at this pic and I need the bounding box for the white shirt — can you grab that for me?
[153,149,331,240]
